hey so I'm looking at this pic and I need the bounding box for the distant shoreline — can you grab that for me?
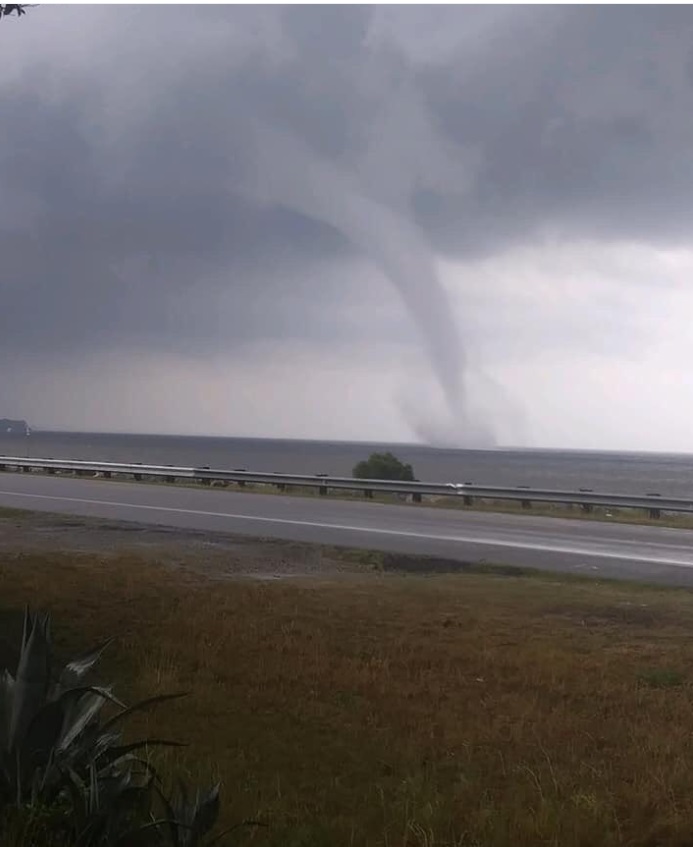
[17,430,693,458]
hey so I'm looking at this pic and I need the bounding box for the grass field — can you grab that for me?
[4,549,693,846]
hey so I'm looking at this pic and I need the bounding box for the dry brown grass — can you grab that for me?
[4,551,693,846]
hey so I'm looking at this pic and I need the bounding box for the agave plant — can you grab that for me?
[0,610,261,846]
[0,608,255,846]
[0,609,179,843]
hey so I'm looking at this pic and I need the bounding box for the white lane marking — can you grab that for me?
[0,488,692,568]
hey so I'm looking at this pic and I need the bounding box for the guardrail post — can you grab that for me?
[646,493,661,519]
[47,467,55,475]
[0,464,5,472]
[579,489,593,513]
[412,492,422,504]
[103,471,112,479]
[234,469,247,488]
[517,485,532,509]
[133,463,143,482]
[200,466,211,486]
[273,472,286,492]
[462,483,474,507]
[22,465,31,473]
[363,488,373,499]
[317,474,328,496]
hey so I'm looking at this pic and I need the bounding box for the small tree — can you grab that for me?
[353,451,415,482]
[0,5,31,20]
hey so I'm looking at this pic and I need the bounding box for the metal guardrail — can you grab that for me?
[0,455,690,519]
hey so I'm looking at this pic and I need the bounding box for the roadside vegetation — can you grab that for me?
[4,547,693,845]
[352,452,415,482]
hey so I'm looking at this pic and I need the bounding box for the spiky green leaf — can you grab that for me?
[58,638,113,691]
[191,783,221,841]
[0,668,15,750]
[101,691,188,734]
[9,611,51,750]
[57,689,110,752]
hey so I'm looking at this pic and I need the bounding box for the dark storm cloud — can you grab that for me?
[420,5,693,253]
[3,4,693,361]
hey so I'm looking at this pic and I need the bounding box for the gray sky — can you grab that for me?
[3,5,693,450]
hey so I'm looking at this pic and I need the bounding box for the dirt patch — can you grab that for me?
[378,550,538,577]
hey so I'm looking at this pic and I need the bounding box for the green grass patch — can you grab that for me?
[637,668,687,689]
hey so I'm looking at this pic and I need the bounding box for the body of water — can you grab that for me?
[1,431,693,497]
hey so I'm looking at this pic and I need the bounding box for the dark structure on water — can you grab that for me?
[0,419,29,435]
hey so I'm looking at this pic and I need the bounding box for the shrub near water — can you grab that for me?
[352,452,415,482]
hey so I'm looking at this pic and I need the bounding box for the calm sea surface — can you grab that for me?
[1,431,693,497]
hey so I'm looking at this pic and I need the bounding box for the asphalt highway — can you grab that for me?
[1,472,693,584]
